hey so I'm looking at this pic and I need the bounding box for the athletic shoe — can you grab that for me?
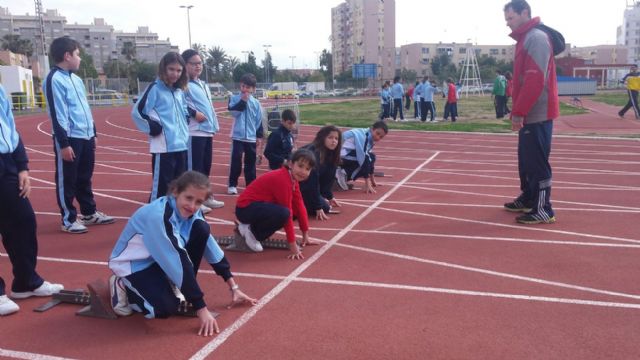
[516,212,556,224]
[109,275,132,316]
[61,220,88,234]
[237,223,263,252]
[200,204,212,214]
[80,211,115,225]
[0,295,19,316]
[203,197,225,209]
[227,186,238,195]
[335,168,348,191]
[11,281,64,299]
[503,200,532,213]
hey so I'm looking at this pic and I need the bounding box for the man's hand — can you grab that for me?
[18,170,31,198]
[61,146,75,162]
[511,115,524,131]
[195,111,207,123]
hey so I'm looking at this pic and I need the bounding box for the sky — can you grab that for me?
[4,0,630,69]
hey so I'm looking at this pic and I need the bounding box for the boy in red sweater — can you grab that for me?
[235,149,316,259]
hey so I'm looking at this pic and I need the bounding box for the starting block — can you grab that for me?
[35,279,218,319]
[215,231,290,253]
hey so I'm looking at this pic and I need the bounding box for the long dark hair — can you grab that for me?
[158,52,188,90]
[168,171,211,198]
[311,125,342,166]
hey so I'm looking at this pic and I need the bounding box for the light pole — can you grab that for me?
[314,51,321,70]
[179,5,194,49]
[241,51,250,63]
[289,55,296,70]
[263,44,272,83]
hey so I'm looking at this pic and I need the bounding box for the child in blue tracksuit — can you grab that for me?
[1,85,64,316]
[43,36,115,234]
[264,109,296,170]
[181,49,224,210]
[227,73,263,195]
[132,52,190,202]
[379,82,391,120]
[413,80,423,119]
[335,121,389,194]
[390,76,405,121]
[421,80,438,122]
[108,171,257,335]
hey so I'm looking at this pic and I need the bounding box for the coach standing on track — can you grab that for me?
[502,0,558,224]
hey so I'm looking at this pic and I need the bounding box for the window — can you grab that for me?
[422,48,429,54]
[490,49,499,55]
[459,48,466,54]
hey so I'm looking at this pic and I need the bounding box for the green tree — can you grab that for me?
[223,56,239,82]
[132,60,156,82]
[1,35,34,57]
[103,59,127,78]
[261,51,276,83]
[319,49,332,81]
[77,48,98,79]
[233,51,263,82]
[207,46,228,81]
[431,53,457,82]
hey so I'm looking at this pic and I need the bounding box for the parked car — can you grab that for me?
[87,89,125,105]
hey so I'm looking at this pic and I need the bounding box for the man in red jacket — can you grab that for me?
[502,0,558,224]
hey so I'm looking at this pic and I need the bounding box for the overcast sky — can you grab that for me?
[5,0,629,69]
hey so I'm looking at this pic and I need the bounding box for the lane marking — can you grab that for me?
[0,348,77,360]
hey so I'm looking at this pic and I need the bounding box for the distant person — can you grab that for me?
[335,120,388,194]
[181,49,224,211]
[443,78,458,122]
[1,84,64,316]
[235,149,316,259]
[227,73,264,195]
[618,64,640,119]
[264,109,296,170]
[421,79,438,122]
[299,125,343,221]
[492,69,507,118]
[413,80,423,119]
[502,0,559,224]
[379,81,391,120]
[132,52,190,203]
[390,76,405,121]
[405,83,413,110]
[108,171,257,335]
[504,71,513,114]
[43,36,115,234]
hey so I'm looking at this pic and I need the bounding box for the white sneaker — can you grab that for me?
[61,220,88,234]
[203,197,224,209]
[237,223,263,252]
[335,168,348,191]
[80,211,115,225]
[0,295,19,316]
[109,275,132,316]
[227,186,238,195]
[11,281,64,299]
[200,204,212,214]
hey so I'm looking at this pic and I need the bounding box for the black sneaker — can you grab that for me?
[503,200,531,213]
[516,212,556,224]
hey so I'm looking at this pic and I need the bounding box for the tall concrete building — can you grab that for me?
[331,0,395,81]
[617,1,640,64]
[0,7,176,74]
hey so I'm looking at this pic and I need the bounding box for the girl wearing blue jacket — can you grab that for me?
[132,52,190,201]
[108,171,257,336]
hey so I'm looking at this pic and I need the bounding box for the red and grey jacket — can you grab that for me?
[509,17,559,124]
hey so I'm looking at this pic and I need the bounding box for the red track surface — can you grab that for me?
[1,103,640,359]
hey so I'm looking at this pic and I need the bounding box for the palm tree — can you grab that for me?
[223,56,240,81]
[121,41,136,62]
[191,43,205,53]
[1,35,34,57]
[207,46,227,77]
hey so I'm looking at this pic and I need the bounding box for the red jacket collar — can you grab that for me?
[509,17,541,41]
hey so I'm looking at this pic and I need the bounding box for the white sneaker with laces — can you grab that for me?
[0,295,19,316]
[200,204,212,214]
[335,168,349,191]
[203,197,225,209]
[61,220,88,234]
[11,281,64,299]
[80,211,115,225]
[237,223,263,252]
[227,186,238,195]
[109,275,132,316]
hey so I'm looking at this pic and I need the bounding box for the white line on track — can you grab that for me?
[0,348,77,360]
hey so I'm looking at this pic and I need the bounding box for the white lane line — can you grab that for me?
[188,152,441,360]
[0,348,77,360]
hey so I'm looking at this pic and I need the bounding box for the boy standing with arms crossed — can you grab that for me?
[227,74,263,195]
[263,109,296,170]
[44,36,114,234]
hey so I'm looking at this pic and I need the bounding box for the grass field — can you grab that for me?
[586,90,628,107]
[300,96,587,132]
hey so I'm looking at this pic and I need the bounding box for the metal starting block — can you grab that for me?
[215,231,290,252]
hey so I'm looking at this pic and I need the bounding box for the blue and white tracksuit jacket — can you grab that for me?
[341,128,374,167]
[108,196,228,315]
[228,94,263,142]
[184,78,219,136]
[43,66,96,147]
[0,85,26,167]
[132,78,189,153]
[390,83,404,100]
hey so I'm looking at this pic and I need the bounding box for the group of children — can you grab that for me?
[380,77,459,122]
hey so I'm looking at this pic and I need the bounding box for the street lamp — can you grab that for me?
[179,5,194,49]
[263,44,272,83]
[289,55,296,70]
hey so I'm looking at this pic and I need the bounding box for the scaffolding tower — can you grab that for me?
[458,43,484,97]
[34,0,50,76]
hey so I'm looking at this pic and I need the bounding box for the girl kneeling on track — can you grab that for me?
[108,171,257,336]
[299,125,343,221]
[235,149,318,260]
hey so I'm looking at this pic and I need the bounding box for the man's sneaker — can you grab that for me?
[227,186,238,195]
[61,220,88,234]
[80,211,115,226]
[503,200,531,213]
[203,197,224,209]
[0,295,19,316]
[11,281,64,299]
[109,275,132,316]
[200,204,212,214]
[516,212,556,224]
[335,168,349,191]
[237,223,263,252]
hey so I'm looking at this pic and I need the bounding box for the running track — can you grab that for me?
[1,105,640,359]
